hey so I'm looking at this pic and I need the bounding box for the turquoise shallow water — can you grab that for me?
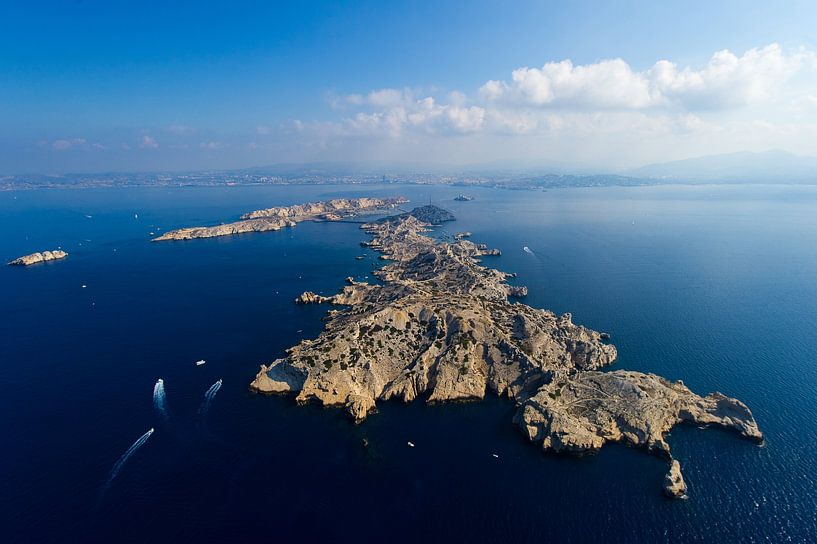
[1,184,816,542]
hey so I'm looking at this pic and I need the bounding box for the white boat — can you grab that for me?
[407,441,415,447]
[195,359,206,366]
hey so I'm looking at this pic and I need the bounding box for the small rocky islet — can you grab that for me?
[8,250,68,266]
[160,196,762,498]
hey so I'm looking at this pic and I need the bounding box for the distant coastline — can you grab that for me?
[5,171,817,192]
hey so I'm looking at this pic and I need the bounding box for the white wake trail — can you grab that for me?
[198,379,223,416]
[153,379,169,420]
[103,428,154,491]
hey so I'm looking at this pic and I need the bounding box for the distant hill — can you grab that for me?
[630,150,817,183]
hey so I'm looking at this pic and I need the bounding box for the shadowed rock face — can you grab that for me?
[8,250,68,266]
[375,204,455,225]
[153,197,408,241]
[249,202,762,498]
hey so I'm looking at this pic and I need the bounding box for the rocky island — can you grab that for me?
[153,197,408,241]
[8,250,68,266]
[247,201,762,498]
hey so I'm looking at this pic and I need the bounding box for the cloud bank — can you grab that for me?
[34,44,817,171]
[279,43,817,167]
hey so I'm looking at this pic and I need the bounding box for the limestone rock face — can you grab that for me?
[250,208,616,423]
[516,370,762,455]
[251,361,306,394]
[507,286,528,297]
[295,291,332,304]
[247,202,762,497]
[664,460,688,499]
[153,197,408,241]
[8,250,68,266]
[515,369,762,497]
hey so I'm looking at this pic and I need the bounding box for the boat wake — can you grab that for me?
[523,246,535,255]
[198,379,222,416]
[101,428,154,495]
[153,379,169,420]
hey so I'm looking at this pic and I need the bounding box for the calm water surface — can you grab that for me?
[1,184,816,543]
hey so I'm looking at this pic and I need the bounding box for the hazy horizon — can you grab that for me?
[3,1,817,175]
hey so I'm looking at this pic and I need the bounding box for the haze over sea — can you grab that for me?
[2,184,816,543]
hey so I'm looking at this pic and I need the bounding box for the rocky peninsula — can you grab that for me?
[8,250,68,266]
[153,197,408,241]
[248,201,762,498]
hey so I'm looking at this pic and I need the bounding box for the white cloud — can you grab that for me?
[139,135,159,149]
[287,43,817,166]
[52,138,87,150]
[480,43,813,111]
[37,44,817,169]
[329,92,485,137]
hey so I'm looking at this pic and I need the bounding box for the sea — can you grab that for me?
[1,183,816,543]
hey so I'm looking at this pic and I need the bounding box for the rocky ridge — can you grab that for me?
[8,250,68,266]
[153,197,408,241]
[249,202,762,498]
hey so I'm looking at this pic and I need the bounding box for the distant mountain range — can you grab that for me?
[629,150,817,183]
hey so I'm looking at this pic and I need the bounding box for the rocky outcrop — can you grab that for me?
[8,250,68,266]
[664,460,687,499]
[515,370,761,498]
[516,370,761,455]
[507,285,528,297]
[251,206,615,423]
[248,202,762,498]
[295,291,333,304]
[241,197,404,220]
[153,197,408,241]
[377,204,455,225]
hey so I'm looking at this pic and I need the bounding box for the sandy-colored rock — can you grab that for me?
[251,206,616,420]
[515,370,762,455]
[8,250,68,266]
[247,201,761,498]
[664,459,687,499]
[295,291,332,304]
[153,197,408,241]
[250,361,306,394]
[515,369,762,497]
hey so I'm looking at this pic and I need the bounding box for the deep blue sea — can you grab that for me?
[2,184,816,543]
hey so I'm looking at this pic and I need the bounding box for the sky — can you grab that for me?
[2,0,817,174]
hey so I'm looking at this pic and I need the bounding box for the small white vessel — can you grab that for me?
[407,441,415,448]
[195,359,206,366]
[492,453,499,458]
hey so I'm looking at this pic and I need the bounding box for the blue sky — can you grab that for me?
[3,0,817,174]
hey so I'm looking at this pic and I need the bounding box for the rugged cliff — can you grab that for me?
[249,203,762,498]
